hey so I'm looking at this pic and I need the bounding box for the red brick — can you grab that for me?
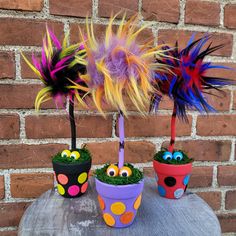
[0,231,18,236]
[0,84,60,109]
[0,0,43,11]
[0,144,67,169]
[98,0,138,18]
[0,202,30,227]
[225,190,236,210]
[185,0,220,26]
[11,173,53,198]
[158,30,233,57]
[196,191,221,210]
[0,114,20,139]
[197,115,236,136]
[206,62,236,82]
[218,213,236,233]
[0,51,15,79]
[0,175,4,199]
[224,4,236,29]
[86,141,156,164]
[25,115,112,138]
[204,89,231,112]
[0,18,63,46]
[21,52,41,79]
[162,140,231,161]
[142,0,179,23]
[189,166,213,188]
[49,0,92,17]
[121,115,192,137]
[218,165,236,186]
[70,24,107,45]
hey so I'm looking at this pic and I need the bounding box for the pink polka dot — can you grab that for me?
[81,182,88,193]
[57,174,68,185]
[68,185,80,196]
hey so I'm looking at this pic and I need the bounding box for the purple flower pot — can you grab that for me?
[95,178,144,228]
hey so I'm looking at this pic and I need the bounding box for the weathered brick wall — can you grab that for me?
[0,0,236,235]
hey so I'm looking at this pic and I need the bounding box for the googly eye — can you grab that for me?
[70,151,80,160]
[173,151,183,161]
[163,151,173,161]
[119,166,132,177]
[61,150,71,158]
[106,165,119,177]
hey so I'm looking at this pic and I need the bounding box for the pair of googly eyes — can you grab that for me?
[106,165,132,177]
[163,151,183,161]
[61,150,80,160]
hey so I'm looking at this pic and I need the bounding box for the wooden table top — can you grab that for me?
[18,177,221,236]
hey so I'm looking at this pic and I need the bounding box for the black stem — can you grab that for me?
[69,94,76,150]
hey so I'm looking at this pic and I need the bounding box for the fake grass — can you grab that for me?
[154,149,193,165]
[52,147,91,164]
[95,163,143,185]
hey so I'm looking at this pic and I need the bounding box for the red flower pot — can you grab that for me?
[153,160,192,199]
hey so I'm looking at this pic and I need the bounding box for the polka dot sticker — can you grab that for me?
[57,184,65,195]
[98,195,105,210]
[81,182,88,193]
[158,185,166,197]
[68,185,80,196]
[103,213,115,226]
[183,174,190,186]
[57,174,68,185]
[120,211,134,225]
[174,188,184,199]
[78,172,87,184]
[134,194,142,210]
[110,202,126,215]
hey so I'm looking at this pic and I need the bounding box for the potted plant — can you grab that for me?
[80,14,167,227]
[150,35,234,199]
[22,27,92,198]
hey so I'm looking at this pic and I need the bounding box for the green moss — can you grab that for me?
[95,163,143,185]
[52,147,91,164]
[154,149,193,165]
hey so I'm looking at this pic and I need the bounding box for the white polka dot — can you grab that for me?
[174,188,184,199]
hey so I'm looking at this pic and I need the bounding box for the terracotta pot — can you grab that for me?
[53,159,91,198]
[95,178,144,228]
[153,160,192,199]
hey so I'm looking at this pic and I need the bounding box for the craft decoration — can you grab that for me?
[80,14,167,227]
[22,27,92,198]
[151,35,234,199]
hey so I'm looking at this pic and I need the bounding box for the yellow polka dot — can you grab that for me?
[57,184,65,195]
[134,194,142,210]
[78,172,87,184]
[98,195,105,210]
[110,202,126,215]
[103,213,115,227]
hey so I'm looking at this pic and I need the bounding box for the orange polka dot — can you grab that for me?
[110,202,126,215]
[81,182,88,193]
[134,194,142,210]
[103,213,115,227]
[120,211,134,224]
[57,174,68,185]
[98,195,105,210]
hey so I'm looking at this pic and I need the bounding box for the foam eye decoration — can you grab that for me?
[70,151,80,160]
[163,151,173,161]
[61,150,71,158]
[119,167,132,177]
[173,151,183,161]
[106,165,119,177]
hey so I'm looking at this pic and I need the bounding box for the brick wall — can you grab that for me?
[0,0,236,235]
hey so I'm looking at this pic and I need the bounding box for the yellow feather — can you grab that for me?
[35,87,52,111]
